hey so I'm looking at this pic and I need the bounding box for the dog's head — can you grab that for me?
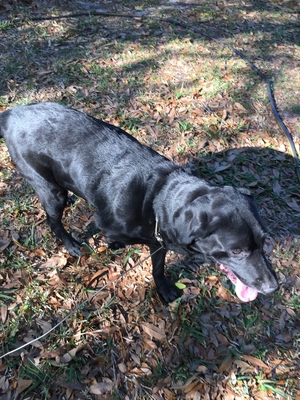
[155,175,279,302]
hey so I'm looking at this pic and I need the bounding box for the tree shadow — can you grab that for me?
[0,0,299,121]
[192,146,300,237]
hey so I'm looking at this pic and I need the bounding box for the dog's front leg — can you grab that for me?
[150,244,182,302]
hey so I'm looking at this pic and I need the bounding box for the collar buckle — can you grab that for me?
[155,220,165,248]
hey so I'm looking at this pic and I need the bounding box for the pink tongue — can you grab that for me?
[235,278,258,302]
[218,264,258,302]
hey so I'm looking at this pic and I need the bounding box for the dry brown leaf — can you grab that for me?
[234,360,252,372]
[216,284,233,302]
[171,375,198,391]
[118,362,127,373]
[0,239,11,252]
[273,181,282,195]
[163,388,177,399]
[234,102,247,112]
[89,381,113,395]
[276,332,293,343]
[287,198,300,212]
[17,379,33,394]
[169,107,176,124]
[186,382,204,395]
[36,319,52,334]
[32,248,47,257]
[214,164,230,172]
[60,347,81,364]
[39,255,68,269]
[47,272,63,286]
[242,355,270,371]
[87,268,108,286]
[217,352,232,373]
[143,338,158,350]
[207,348,215,360]
[41,346,68,359]
[97,246,107,253]
[252,390,273,400]
[131,352,141,365]
[0,375,9,393]
[23,333,43,349]
[1,305,8,324]
[216,333,229,346]
[141,322,166,341]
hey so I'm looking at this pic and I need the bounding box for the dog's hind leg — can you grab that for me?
[29,181,82,256]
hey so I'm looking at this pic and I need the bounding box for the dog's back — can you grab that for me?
[0,102,171,200]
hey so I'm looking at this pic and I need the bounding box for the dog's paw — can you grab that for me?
[157,281,182,303]
[65,238,83,257]
[107,241,126,250]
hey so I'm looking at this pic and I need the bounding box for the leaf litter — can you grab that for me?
[0,0,300,399]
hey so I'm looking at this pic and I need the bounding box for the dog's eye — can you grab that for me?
[232,249,242,255]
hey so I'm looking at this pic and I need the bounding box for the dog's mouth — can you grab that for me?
[218,263,258,302]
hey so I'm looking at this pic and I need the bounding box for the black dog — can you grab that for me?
[0,102,278,302]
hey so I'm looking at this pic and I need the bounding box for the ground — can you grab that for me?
[0,1,299,399]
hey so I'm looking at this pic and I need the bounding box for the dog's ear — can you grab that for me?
[237,187,268,232]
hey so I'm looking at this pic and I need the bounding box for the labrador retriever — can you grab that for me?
[0,102,279,302]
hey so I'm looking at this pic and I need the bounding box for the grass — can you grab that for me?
[0,0,299,399]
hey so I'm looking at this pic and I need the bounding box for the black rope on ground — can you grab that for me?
[5,9,300,181]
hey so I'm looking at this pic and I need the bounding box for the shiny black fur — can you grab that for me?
[0,102,278,302]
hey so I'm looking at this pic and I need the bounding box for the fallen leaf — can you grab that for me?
[90,381,113,394]
[0,239,11,252]
[216,333,229,346]
[39,255,68,269]
[272,181,282,195]
[1,306,8,324]
[214,164,230,172]
[118,362,127,373]
[242,355,270,371]
[197,365,208,373]
[169,107,176,124]
[234,102,247,111]
[234,360,251,372]
[37,319,52,334]
[175,282,186,289]
[87,268,109,286]
[0,375,9,393]
[60,347,80,363]
[17,379,33,394]
[217,352,232,373]
[141,322,166,341]
[287,198,300,212]
[33,248,47,257]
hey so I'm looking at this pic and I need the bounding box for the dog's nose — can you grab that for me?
[262,281,279,295]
